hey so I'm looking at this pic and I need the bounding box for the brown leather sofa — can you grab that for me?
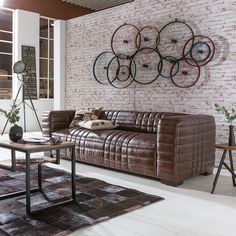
[42,110,216,186]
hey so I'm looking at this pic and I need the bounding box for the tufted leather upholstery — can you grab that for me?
[99,110,186,133]
[42,110,216,186]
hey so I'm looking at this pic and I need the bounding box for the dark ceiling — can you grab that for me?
[1,0,94,20]
[1,0,134,20]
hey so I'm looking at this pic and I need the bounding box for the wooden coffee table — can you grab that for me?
[0,140,76,215]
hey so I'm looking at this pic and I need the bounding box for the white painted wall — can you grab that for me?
[54,20,65,110]
[0,9,54,134]
[13,9,40,99]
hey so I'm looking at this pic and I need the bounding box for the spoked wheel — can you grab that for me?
[183,35,215,67]
[135,25,160,54]
[111,23,140,59]
[170,58,200,88]
[157,56,179,79]
[158,19,194,60]
[107,56,136,89]
[133,48,162,84]
[93,51,117,85]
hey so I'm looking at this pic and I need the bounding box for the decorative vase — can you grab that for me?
[228,125,235,146]
[9,124,23,142]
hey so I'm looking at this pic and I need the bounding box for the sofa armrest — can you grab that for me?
[42,110,75,137]
[157,114,216,183]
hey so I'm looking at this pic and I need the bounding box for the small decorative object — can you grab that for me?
[214,103,236,146]
[0,104,23,142]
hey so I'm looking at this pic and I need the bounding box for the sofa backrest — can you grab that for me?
[99,110,187,133]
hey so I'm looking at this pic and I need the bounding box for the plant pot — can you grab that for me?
[9,124,23,142]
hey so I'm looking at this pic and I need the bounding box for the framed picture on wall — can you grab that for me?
[22,45,37,100]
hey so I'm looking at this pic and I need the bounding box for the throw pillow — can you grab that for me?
[69,108,103,127]
[79,119,119,130]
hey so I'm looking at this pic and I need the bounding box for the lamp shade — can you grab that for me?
[13,61,26,74]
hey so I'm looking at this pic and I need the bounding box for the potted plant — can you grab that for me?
[0,104,23,142]
[214,103,236,146]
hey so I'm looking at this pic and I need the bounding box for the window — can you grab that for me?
[39,17,54,99]
[0,8,13,99]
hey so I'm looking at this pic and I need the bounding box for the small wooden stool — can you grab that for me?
[211,144,236,194]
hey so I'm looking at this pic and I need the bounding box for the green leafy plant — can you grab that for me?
[0,104,20,125]
[214,103,236,124]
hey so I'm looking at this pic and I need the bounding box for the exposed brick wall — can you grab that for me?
[65,0,236,161]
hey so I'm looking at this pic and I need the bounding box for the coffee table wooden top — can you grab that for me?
[215,143,236,151]
[0,140,75,153]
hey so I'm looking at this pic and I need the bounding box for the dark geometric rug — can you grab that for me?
[0,166,163,236]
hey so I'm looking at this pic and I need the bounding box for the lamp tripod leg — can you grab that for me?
[24,85,42,132]
[23,96,26,132]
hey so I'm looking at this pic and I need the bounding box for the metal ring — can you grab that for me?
[135,25,160,53]
[133,48,162,84]
[158,19,194,60]
[93,51,118,85]
[116,65,131,82]
[170,58,200,88]
[183,35,215,67]
[157,56,179,79]
[107,57,136,89]
[111,23,140,59]
[190,42,211,62]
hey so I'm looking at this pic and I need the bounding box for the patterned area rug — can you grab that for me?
[0,166,163,235]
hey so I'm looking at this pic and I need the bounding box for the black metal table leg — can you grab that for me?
[38,164,42,190]
[28,145,76,215]
[56,149,60,164]
[71,146,76,201]
[228,150,236,186]
[11,149,16,171]
[25,151,31,215]
[211,150,227,194]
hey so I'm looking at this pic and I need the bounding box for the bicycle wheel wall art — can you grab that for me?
[93,19,215,89]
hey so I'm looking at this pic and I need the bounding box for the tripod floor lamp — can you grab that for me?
[1,61,42,135]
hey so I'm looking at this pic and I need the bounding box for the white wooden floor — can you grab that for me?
[0,132,235,236]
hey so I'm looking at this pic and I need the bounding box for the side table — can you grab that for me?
[211,144,236,194]
[0,140,76,215]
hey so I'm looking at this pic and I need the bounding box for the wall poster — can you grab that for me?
[21,45,37,99]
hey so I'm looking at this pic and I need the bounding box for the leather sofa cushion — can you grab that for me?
[53,128,157,173]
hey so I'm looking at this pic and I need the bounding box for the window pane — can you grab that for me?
[0,78,12,99]
[0,9,12,32]
[40,18,48,38]
[0,32,12,41]
[40,59,48,78]
[0,42,12,54]
[0,9,12,100]
[40,39,48,58]
[49,60,54,78]
[39,79,48,98]
[39,17,54,100]
[0,54,12,75]
[50,20,54,39]
[49,79,54,98]
[49,40,54,59]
